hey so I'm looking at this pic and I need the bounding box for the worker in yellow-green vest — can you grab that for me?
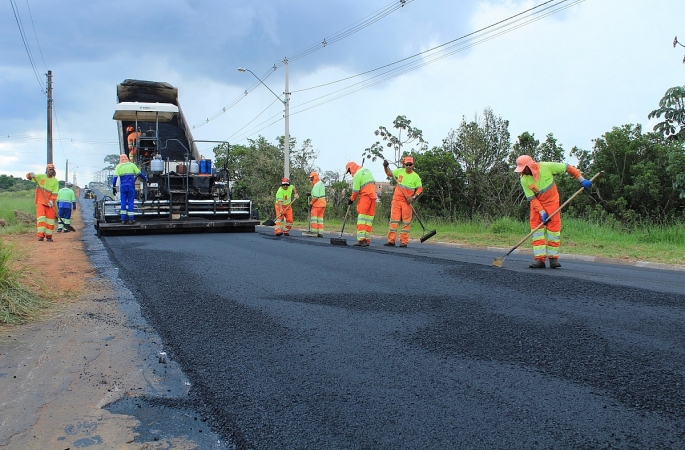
[383,155,423,248]
[514,154,592,269]
[308,171,326,237]
[56,181,77,232]
[112,154,148,224]
[274,177,299,236]
[345,161,376,247]
[26,163,60,242]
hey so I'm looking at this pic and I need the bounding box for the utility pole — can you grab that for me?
[65,159,68,184]
[47,70,53,164]
[284,58,290,180]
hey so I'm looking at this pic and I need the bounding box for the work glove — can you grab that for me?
[383,160,389,168]
[48,200,54,208]
[579,178,592,190]
[112,186,117,195]
[348,198,354,205]
[539,211,549,224]
[294,193,299,200]
[27,172,35,180]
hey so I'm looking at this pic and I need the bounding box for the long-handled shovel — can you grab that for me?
[330,202,352,246]
[493,172,602,268]
[37,184,76,232]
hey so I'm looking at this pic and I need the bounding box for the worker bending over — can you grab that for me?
[308,171,326,237]
[345,161,376,247]
[274,177,298,236]
[56,181,77,232]
[514,154,592,269]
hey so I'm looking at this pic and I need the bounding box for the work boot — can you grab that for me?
[46,237,53,242]
[121,220,127,224]
[38,237,44,241]
[275,231,283,236]
[129,220,136,225]
[353,240,368,247]
[317,234,323,238]
[283,232,290,236]
[529,260,546,269]
[57,228,63,232]
[549,258,561,269]
[383,242,395,247]
[399,243,408,248]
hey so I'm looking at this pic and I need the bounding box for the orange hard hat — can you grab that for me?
[514,155,535,173]
[308,171,318,178]
[402,156,414,165]
[126,126,134,132]
[281,177,290,185]
[345,162,360,176]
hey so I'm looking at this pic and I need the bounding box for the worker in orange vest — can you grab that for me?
[308,171,326,237]
[345,161,376,247]
[383,156,423,248]
[126,126,141,158]
[26,163,60,242]
[274,178,298,236]
[515,154,592,269]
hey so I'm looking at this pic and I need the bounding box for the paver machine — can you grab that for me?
[94,79,259,236]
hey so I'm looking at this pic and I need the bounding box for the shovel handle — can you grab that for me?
[503,171,602,257]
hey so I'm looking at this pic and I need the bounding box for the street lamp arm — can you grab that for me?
[238,67,285,104]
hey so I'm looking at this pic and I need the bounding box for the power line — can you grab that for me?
[191,0,414,130]
[9,0,44,92]
[225,0,586,145]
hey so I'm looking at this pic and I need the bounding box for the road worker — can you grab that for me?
[26,163,60,242]
[345,161,376,247]
[514,154,592,269]
[383,156,423,248]
[56,181,77,233]
[308,171,326,237]
[274,178,298,236]
[112,154,147,224]
[126,126,141,159]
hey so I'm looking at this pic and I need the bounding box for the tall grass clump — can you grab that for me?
[0,191,35,234]
[0,238,47,325]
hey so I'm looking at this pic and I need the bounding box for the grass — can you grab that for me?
[0,237,48,325]
[0,191,35,234]
[295,215,685,266]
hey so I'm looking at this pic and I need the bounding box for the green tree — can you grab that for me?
[573,124,685,224]
[648,85,685,141]
[412,147,466,220]
[362,115,428,166]
[443,107,514,218]
[103,154,119,174]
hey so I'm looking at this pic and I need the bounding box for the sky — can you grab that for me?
[1,0,683,185]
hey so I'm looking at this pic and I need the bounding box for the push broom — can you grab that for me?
[493,172,602,268]
[330,201,352,246]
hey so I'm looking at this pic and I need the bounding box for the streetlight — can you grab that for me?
[238,61,290,179]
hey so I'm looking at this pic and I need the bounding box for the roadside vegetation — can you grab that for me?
[0,182,49,324]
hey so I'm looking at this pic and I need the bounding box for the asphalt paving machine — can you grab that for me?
[94,79,259,236]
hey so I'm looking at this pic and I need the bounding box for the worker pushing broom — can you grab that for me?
[493,155,598,268]
[381,155,436,246]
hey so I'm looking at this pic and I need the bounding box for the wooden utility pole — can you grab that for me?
[47,70,53,164]
[65,159,68,183]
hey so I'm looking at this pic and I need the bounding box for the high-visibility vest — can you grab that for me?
[275,185,294,206]
[391,168,423,202]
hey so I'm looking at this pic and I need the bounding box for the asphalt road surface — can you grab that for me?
[92,215,685,449]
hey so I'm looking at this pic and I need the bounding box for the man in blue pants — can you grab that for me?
[112,154,147,224]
